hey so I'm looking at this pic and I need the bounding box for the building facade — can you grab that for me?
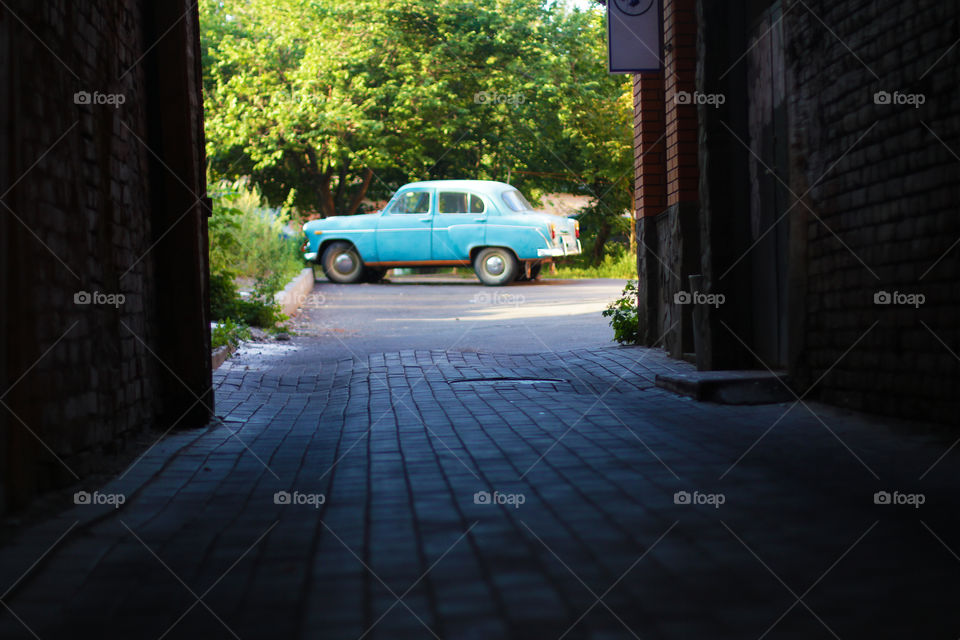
[633,0,959,423]
[0,1,212,511]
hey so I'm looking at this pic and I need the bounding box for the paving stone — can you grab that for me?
[0,346,958,637]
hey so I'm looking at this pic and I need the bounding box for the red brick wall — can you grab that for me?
[632,0,701,356]
[663,0,699,206]
[632,0,698,216]
[633,74,667,217]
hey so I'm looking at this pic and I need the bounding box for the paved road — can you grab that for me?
[284,275,627,359]
[1,278,958,639]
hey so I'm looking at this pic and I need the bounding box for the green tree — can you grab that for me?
[201,0,633,233]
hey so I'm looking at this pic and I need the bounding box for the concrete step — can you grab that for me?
[655,369,792,404]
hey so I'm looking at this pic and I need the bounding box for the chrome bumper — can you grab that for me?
[304,252,318,262]
[537,238,581,258]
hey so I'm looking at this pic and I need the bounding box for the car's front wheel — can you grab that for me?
[473,247,518,286]
[321,241,364,284]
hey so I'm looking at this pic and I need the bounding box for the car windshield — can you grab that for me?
[501,189,534,212]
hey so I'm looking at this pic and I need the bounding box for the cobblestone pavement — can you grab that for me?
[1,339,959,639]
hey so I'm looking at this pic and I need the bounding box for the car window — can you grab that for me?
[469,194,485,213]
[439,192,486,214]
[501,189,533,212]
[438,192,468,213]
[387,190,432,214]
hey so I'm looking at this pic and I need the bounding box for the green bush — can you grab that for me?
[209,272,284,328]
[602,280,640,344]
[208,178,301,330]
[212,318,252,350]
[209,177,303,285]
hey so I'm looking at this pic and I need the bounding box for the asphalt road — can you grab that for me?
[284,274,628,360]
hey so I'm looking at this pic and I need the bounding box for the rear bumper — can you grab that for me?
[304,252,318,262]
[537,239,581,257]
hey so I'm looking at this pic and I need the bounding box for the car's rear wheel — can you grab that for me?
[321,241,364,284]
[473,247,518,286]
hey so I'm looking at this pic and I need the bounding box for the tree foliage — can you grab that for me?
[201,0,634,241]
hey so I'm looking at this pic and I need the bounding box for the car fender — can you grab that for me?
[483,222,551,260]
[315,230,378,263]
[443,221,487,258]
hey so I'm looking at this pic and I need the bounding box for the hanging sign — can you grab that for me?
[607,0,663,74]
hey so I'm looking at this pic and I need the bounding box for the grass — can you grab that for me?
[547,249,637,280]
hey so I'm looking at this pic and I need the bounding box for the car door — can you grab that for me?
[375,188,433,264]
[432,190,486,261]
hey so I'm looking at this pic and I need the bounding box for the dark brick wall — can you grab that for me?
[0,1,211,510]
[782,0,960,421]
[638,0,959,422]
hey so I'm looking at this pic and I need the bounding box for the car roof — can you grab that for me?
[400,180,516,195]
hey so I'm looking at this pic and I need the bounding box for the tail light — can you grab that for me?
[575,221,580,238]
[550,224,556,240]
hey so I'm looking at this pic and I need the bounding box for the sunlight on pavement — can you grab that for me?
[366,301,609,322]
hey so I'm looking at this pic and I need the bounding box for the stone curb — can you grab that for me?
[274,267,316,318]
[211,343,236,370]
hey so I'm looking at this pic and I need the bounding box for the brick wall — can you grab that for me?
[0,1,211,510]
[782,0,960,421]
[663,0,698,206]
[633,74,667,217]
[636,0,958,422]
[633,0,700,355]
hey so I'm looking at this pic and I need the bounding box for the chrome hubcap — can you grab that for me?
[334,253,355,273]
[485,255,505,275]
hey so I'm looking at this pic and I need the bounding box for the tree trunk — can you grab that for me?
[318,170,335,218]
[592,221,611,265]
[333,163,348,215]
[346,167,374,215]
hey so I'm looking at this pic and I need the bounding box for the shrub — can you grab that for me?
[209,272,284,328]
[208,178,301,330]
[212,318,252,350]
[602,280,640,344]
[209,178,302,283]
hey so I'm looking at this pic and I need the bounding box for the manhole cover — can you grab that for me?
[449,377,567,386]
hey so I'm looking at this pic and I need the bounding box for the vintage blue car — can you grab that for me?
[302,180,581,285]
